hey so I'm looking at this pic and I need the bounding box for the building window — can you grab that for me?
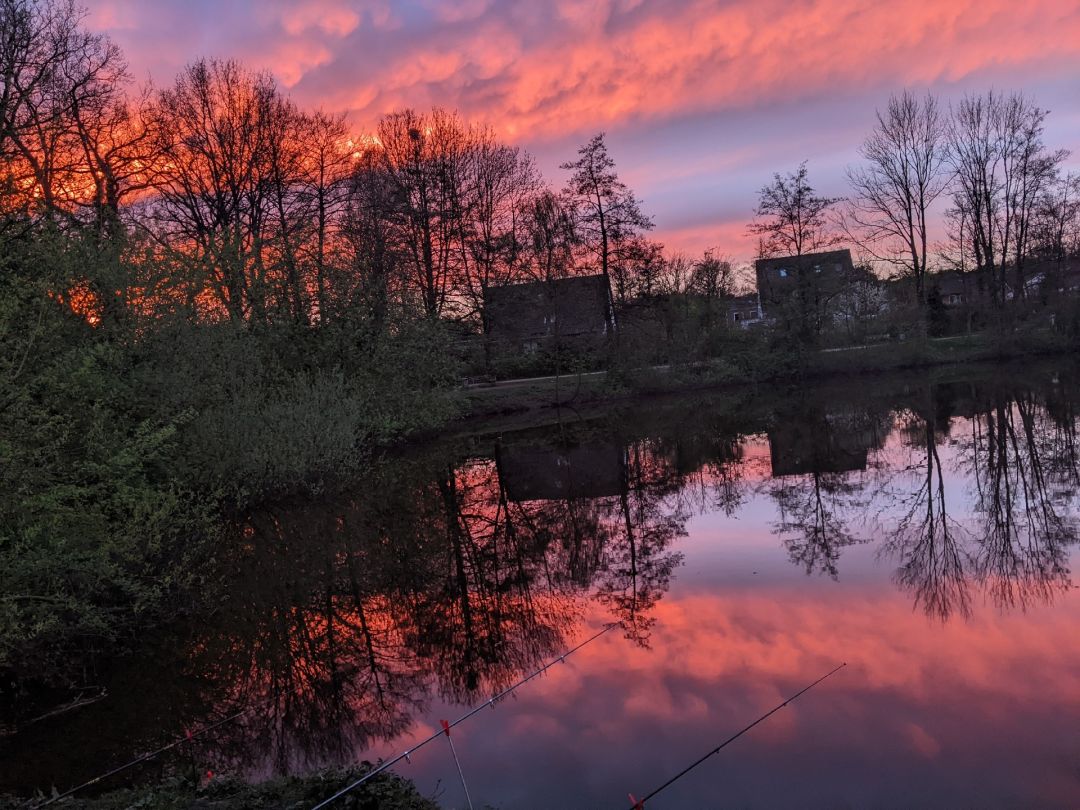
[778,269,788,278]
[733,311,741,322]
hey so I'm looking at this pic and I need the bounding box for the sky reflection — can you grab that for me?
[4,367,1080,807]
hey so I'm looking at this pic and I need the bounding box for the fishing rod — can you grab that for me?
[29,661,361,809]
[311,621,620,810]
[31,706,250,808]
[626,662,847,809]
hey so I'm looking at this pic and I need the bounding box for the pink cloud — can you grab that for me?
[85,0,1080,259]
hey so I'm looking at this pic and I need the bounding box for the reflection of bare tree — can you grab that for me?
[765,403,889,577]
[594,442,686,646]
[966,392,1076,609]
[882,392,972,622]
[190,506,428,776]
[173,436,693,775]
[408,463,579,702]
[771,471,865,577]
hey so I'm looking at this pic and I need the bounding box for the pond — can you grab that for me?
[3,363,1080,808]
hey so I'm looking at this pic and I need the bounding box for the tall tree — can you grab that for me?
[748,161,841,258]
[1031,172,1080,265]
[519,189,577,283]
[296,110,354,322]
[844,90,950,305]
[749,162,842,342]
[457,136,539,333]
[947,91,1067,304]
[560,133,652,302]
[149,59,284,322]
[373,107,472,319]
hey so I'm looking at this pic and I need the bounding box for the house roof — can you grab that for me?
[728,292,760,307]
[485,274,612,342]
[927,271,976,297]
[754,249,855,275]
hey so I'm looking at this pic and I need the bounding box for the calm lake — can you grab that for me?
[4,363,1080,808]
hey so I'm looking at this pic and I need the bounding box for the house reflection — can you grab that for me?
[496,440,625,502]
[767,405,888,477]
[6,367,1080,801]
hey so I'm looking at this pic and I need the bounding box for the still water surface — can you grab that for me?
[4,365,1080,807]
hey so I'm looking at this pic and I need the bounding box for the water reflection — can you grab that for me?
[4,366,1080,804]
[877,379,1080,621]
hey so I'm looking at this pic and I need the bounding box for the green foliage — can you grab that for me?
[0,229,461,683]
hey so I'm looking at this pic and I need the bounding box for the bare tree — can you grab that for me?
[0,0,148,227]
[1031,172,1080,266]
[689,250,737,300]
[748,161,841,259]
[149,59,283,322]
[844,90,950,305]
[373,108,475,319]
[458,136,540,333]
[294,110,354,323]
[750,162,844,340]
[946,91,1067,304]
[519,189,577,283]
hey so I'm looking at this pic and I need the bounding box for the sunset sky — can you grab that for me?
[88,0,1080,261]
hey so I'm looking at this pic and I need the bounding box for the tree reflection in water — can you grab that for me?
[881,377,1080,620]
[6,367,1080,795]
[884,385,972,622]
[765,402,891,576]
[195,373,1078,779]
[965,387,1076,609]
[179,436,689,776]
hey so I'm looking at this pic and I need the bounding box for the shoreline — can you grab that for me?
[443,330,1073,436]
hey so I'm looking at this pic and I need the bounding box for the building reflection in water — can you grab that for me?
[4,367,1080,802]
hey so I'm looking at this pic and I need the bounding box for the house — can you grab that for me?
[727,292,764,328]
[927,271,979,307]
[754,249,858,309]
[485,274,616,355]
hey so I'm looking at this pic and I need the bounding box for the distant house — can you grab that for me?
[927,263,1080,308]
[727,292,764,328]
[754,249,858,310]
[928,271,979,307]
[485,274,616,355]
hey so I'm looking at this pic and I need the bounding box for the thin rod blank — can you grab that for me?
[628,662,847,809]
[444,729,475,810]
[311,622,618,809]
[33,708,250,808]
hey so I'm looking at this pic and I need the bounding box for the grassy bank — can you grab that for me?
[455,328,1075,422]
